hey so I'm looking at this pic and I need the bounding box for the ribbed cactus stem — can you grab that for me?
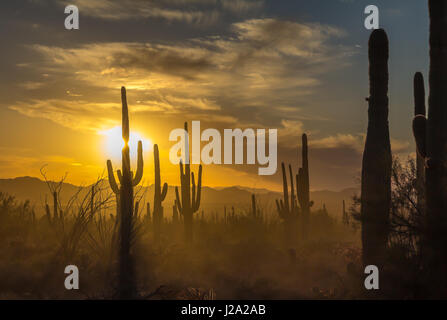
[361,29,391,267]
[153,144,168,242]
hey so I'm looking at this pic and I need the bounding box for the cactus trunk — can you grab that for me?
[175,122,202,243]
[361,29,392,267]
[106,87,144,299]
[414,72,426,215]
[297,134,310,239]
[413,1,447,295]
[153,144,168,242]
[276,162,298,245]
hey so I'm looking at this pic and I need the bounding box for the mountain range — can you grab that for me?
[0,176,359,220]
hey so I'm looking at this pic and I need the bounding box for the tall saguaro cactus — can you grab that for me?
[412,1,447,294]
[361,29,392,267]
[276,162,299,244]
[106,87,143,299]
[413,72,426,214]
[175,122,202,242]
[153,144,168,242]
[297,133,310,239]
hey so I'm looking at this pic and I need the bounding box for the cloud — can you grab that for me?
[312,133,364,152]
[391,138,411,154]
[59,0,264,24]
[10,99,121,131]
[15,18,352,134]
[311,134,411,154]
[19,82,45,90]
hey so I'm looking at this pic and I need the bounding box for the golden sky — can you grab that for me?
[0,0,429,191]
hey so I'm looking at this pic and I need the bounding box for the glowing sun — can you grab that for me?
[100,126,152,161]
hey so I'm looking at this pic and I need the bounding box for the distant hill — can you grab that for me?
[0,177,359,220]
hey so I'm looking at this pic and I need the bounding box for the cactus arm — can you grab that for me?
[194,165,202,212]
[281,162,289,212]
[161,183,168,201]
[117,169,123,184]
[107,160,120,194]
[191,172,196,211]
[175,186,182,212]
[132,141,144,186]
[297,168,303,208]
[289,164,295,211]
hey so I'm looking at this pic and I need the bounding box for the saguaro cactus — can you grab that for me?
[153,144,168,242]
[175,122,202,242]
[413,72,426,214]
[361,29,392,267]
[296,133,311,239]
[276,162,299,244]
[251,194,258,219]
[412,2,447,294]
[45,191,60,223]
[106,87,143,299]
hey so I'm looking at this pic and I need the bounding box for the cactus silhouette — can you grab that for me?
[412,1,447,294]
[153,144,168,242]
[276,162,299,244]
[361,29,391,267]
[413,72,426,215]
[296,133,311,239]
[175,122,202,242]
[106,87,143,299]
[45,191,60,224]
[251,194,258,219]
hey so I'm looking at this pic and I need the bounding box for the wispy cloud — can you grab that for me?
[14,18,352,134]
[58,0,264,24]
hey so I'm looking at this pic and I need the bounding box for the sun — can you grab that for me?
[100,126,152,161]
